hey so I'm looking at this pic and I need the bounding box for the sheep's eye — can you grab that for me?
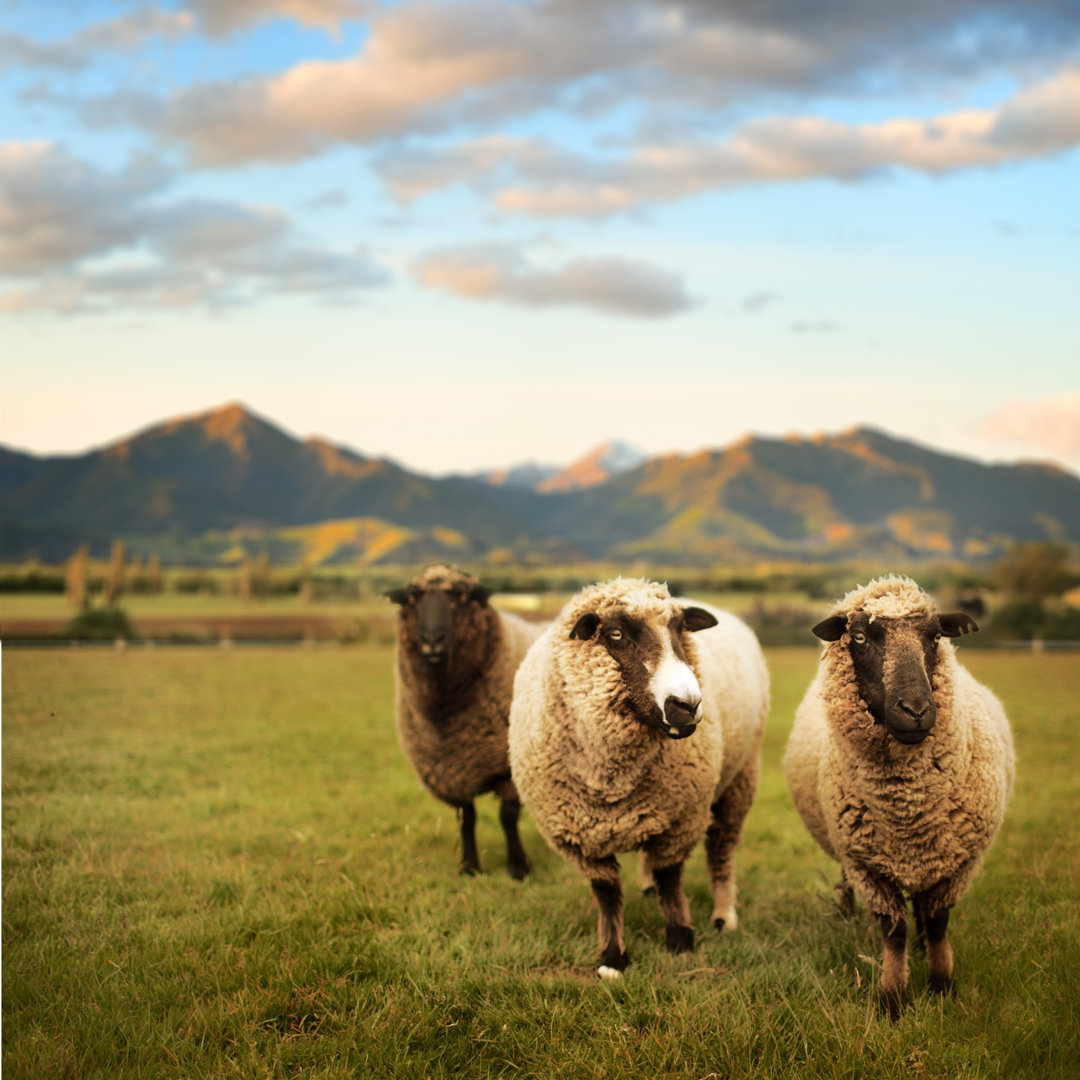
[933,632,942,644]
[607,628,623,641]
[852,631,866,645]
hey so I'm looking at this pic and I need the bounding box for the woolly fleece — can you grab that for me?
[393,564,546,809]
[508,578,769,882]
[784,576,1015,920]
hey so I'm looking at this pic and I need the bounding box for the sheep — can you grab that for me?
[783,575,1015,1018]
[387,564,546,880]
[508,578,769,978]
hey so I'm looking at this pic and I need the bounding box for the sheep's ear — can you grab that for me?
[682,606,718,632]
[385,587,409,605]
[569,613,601,640]
[812,615,847,642]
[470,584,493,607]
[940,612,979,637]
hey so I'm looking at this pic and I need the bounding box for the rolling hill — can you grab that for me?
[1,403,1077,565]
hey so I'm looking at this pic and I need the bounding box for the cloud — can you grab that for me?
[152,1,650,165]
[191,0,372,36]
[386,67,1080,217]
[0,141,388,314]
[0,9,194,70]
[70,0,1076,168]
[974,393,1080,461]
[411,244,695,318]
[741,292,780,313]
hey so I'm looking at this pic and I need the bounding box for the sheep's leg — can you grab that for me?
[651,862,694,954]
[705,752,759,931]
[498,797,530,880]
[878,912,909,1021]
[911,895,927,955]
[588,857,628,978]
[456,802,480,876]
[916,900,954,996]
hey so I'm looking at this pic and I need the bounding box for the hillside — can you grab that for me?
[1,404,1077,565]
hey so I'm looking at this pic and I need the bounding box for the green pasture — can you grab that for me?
[3,645,1077,1079]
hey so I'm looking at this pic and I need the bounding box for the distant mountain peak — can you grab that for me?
[538,439,647,493]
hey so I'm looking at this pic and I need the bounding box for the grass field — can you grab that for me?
[3,645,1078,1079]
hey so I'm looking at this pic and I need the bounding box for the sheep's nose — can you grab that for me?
[420,633,447,661]
[663,694,702,730]
[898,696,931,721]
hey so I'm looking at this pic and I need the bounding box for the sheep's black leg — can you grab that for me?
[912,895,927,955]
[922,905,954,996]
[457,802,480,876]
[499,797,530,880]
[589,858,628,977]
[704,752,758,931]
[879,913,909,1021]
[652,863,694,954]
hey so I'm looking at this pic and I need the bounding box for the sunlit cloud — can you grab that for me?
[411,244,696,318]
[974,393,1080,462]
[0,141,389,314]
[191,0,373,36]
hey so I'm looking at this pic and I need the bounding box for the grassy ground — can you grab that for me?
[3,646,1077,1079]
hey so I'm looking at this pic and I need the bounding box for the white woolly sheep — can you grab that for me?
[508,578,769,978]
[387,564,546,879]
[783,575,1015,1017]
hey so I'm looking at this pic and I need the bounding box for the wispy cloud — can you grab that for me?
[382,68,1080,217]
[0,9,194,71]
[974,393,1080,462]
[191,0,372,37]
[43,1,1078,169]
[411,244,696,318]
[0,142,388,314]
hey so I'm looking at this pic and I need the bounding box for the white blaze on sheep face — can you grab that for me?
[568,603,718,739]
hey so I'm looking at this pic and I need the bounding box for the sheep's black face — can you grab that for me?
[813,610,978,744]
[386,580,492,666]
[569,606,718,739]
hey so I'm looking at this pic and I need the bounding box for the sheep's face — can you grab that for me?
[569,605,718,739]
[813,610,978,744]
[386,578,492,666]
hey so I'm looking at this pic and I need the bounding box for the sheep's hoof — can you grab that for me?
[666,925,694,954]
[928,974,955,997]
[509,860,530,881]
[597,948,629,979]
[458,863,480,877]
[878,988,907,1022]
[712,906,738,933]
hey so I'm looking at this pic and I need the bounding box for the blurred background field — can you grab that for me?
[3,644,1078,1079]
[3,541,1079,648]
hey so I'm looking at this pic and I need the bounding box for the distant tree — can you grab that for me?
[104,540,126,607]
[65,544,90,610]
[237,558,252,603]
[147,554,163,595]
[993,542,1072,604]
[254,551,270,600]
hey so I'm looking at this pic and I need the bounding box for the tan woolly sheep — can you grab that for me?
[387,564,546,879]
[784,575,1015,1017]
[508,578,769,978]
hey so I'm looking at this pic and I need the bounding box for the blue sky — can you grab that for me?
[2,0,1078,476]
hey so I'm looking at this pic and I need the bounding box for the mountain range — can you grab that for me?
[1,403,1077,566]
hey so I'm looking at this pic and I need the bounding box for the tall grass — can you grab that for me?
[3,646,1077,1079]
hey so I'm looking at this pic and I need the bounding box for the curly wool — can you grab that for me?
[393,565,546,809]
[784,576,1015,920]
[509,578,769,875]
